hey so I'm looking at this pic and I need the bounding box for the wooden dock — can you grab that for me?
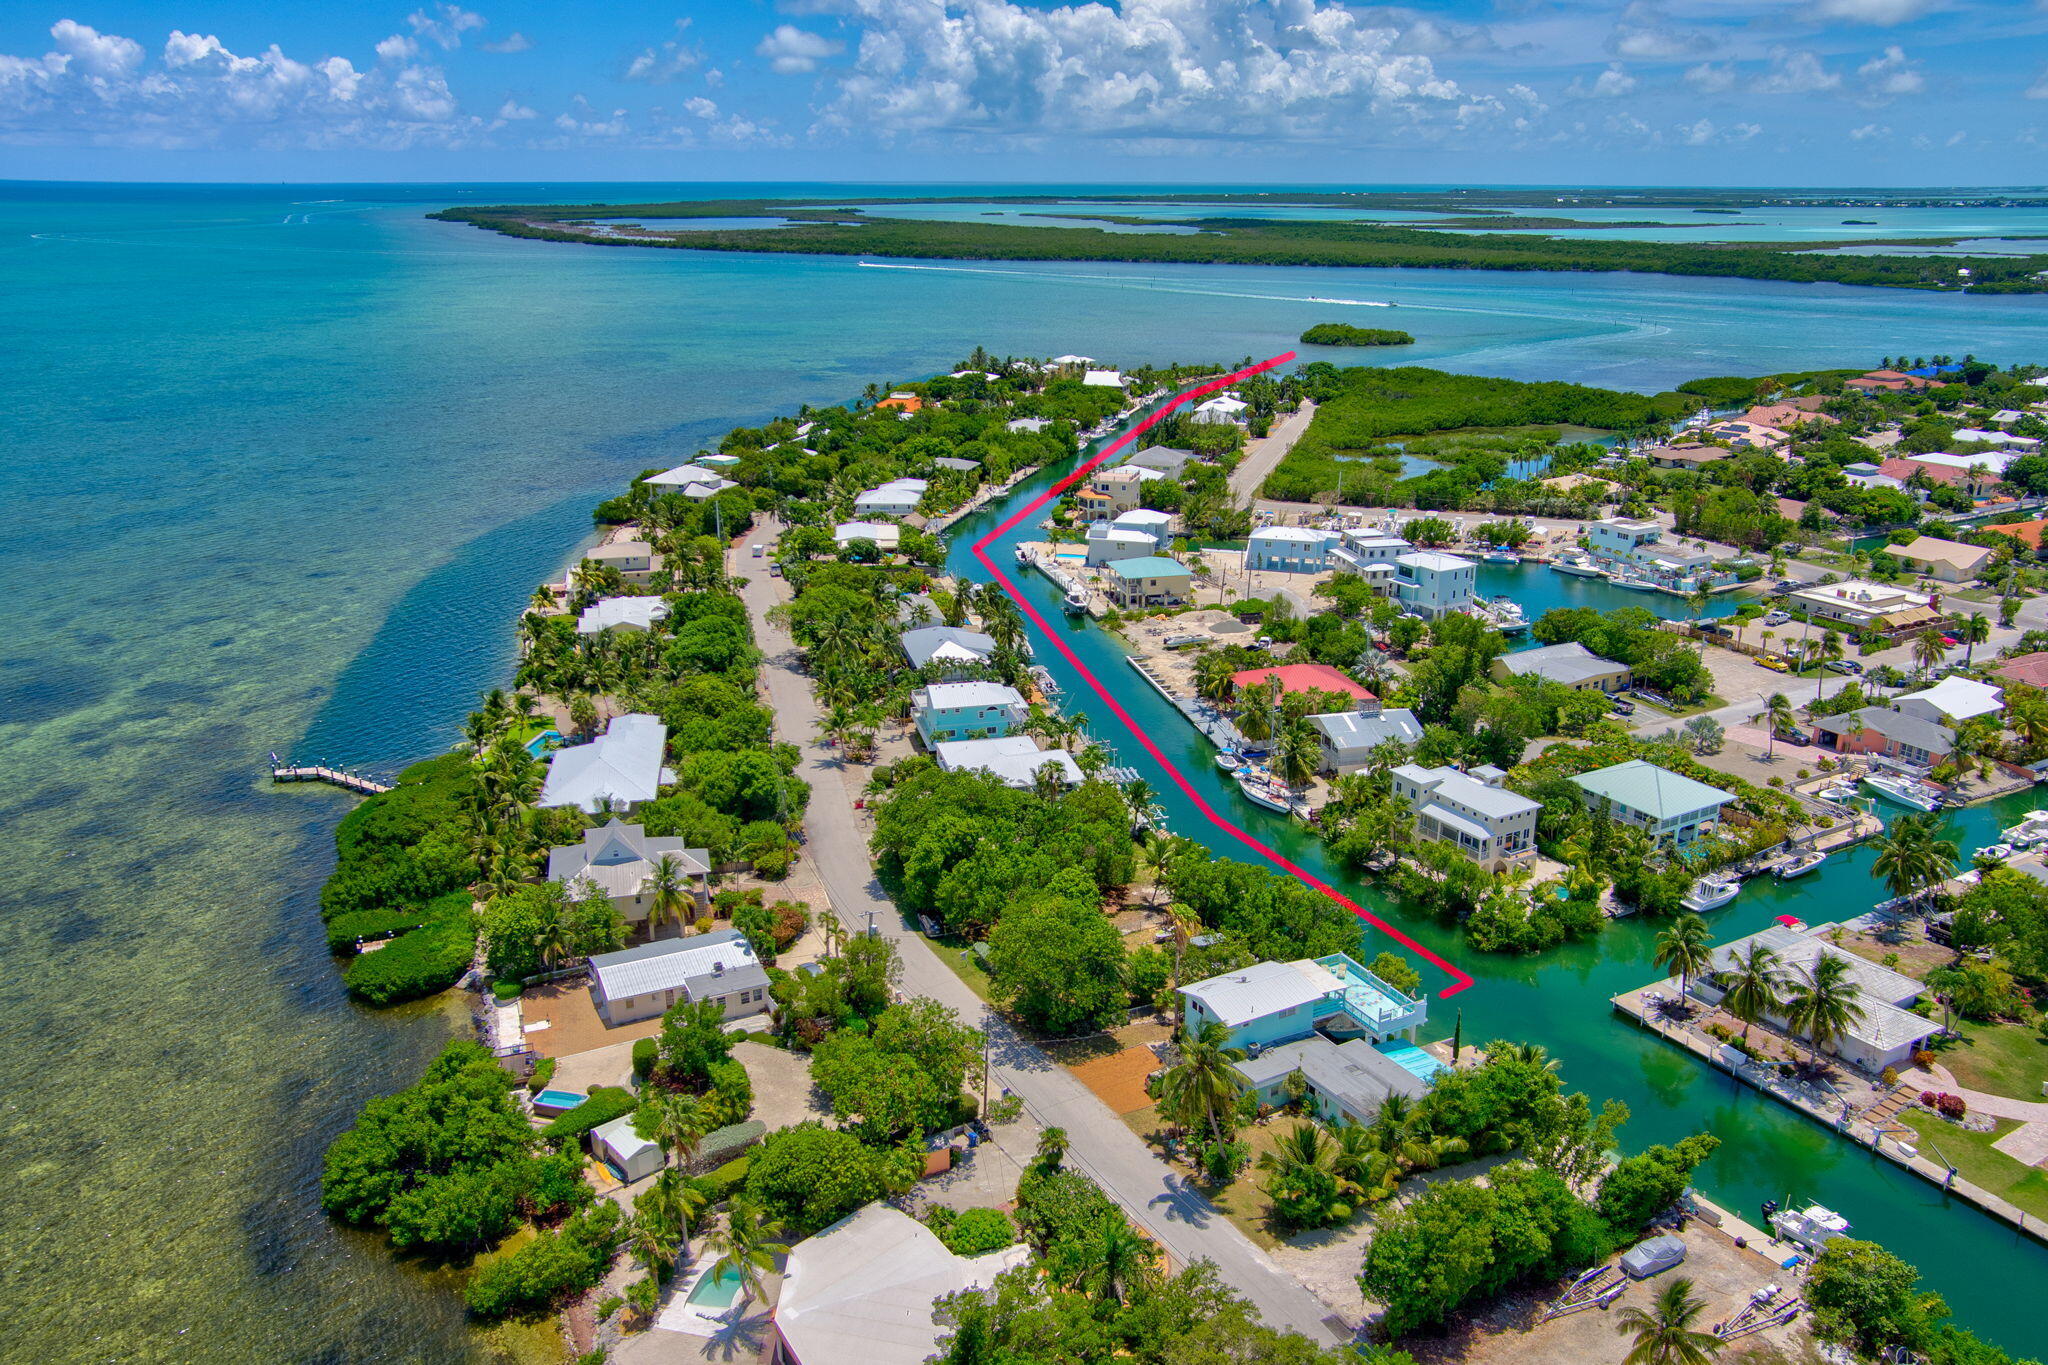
[269,762,392,796]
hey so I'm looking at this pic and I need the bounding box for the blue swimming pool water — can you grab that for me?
[525,729,564,756]
[686,1262,744,1310]
[1374,1041,1450,1083]
[533,1089,586,1112]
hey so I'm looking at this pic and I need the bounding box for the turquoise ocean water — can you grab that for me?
[4,182,2047,1362]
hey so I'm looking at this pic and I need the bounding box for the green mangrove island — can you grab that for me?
[427,194,2048,294]
[1299,323,1415,347]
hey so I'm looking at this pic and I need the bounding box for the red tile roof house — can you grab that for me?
[1984,519,2048,551]
[1230,662,1377,706]
[1877,457,2003,499]
[1846,369,1940,393]
[1993,651,2048,689]
[1745,403,1839,431]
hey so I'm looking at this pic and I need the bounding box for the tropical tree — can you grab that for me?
[1256,1120,1346,1228]
[1068,1218,1157,1304]
[641,1091,712,1172]
[1758,692,1796,760]
[1192,650,1238,706]
[637,1167,710,1250]
[701,1200,789,1308]
[1654,914,1714,997]
[1721,942,1788,1044]
[1912,626,1948,679]
[1165,901,1203,1022]
[1813,629,1844,698]
[1956,612,1991,667]
[1035,1126,1069,1171]
[1870,812,1959,905]
[1155,1020,1246,1151]
[1613,1276,1722,1365]
[1274,714,1322,791]
[1782,953,1868,1063]
[1234,679,1281,744]
[645,854,694,941]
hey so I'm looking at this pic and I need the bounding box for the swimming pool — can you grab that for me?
[532,1089,586,1115]
[1374,1041,1450,1084]
[685,1261,743,1311]
[524,729,564,757]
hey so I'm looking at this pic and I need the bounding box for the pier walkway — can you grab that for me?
[269,762,392,796]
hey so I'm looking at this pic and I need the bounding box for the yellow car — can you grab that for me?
[1756,654,1791,672]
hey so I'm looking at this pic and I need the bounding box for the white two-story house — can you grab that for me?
[1389,763,1540,871]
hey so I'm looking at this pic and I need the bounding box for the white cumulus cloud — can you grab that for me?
[1755,48,1841,94]
[1684,62,1737,93]
[407,5,485,50]
[1569,63,1638,98]
[757,25,843,75]
[625,22,701,84]
[1808,0,1939,24]
[482,32,532,54]
[1856,45,1923,101]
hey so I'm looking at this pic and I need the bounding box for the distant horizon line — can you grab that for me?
[5,177,2047,194]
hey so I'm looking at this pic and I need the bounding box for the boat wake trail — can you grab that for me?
[967,353,1476,1000]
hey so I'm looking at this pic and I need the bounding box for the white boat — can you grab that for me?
[1775,850,1827,880]
[1014,544,1032,565]
[1237,770,1301,815]
[1610,574,1659,592]
[1864,771,1941,811]
[1769,1204,1851,1253]
[2002,811,2048,846]
[1062,587,1089,615]
[1979,843,2016,861]
[1215,751,1245,773]
[1550,553,1605,578]
[1483,548,1519,565]
[1816,782,1859,803]
[1681,873,1742,913]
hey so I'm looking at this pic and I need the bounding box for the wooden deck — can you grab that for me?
[269,762,392,795]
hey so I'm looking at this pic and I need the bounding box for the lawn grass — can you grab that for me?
[1934,1016,2048,1101]
[1899,1109,2048,1223]
[1120,1102,1294,1251]
[925,932,997,1005]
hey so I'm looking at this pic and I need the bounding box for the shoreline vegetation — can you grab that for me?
[1299,323,1414,347]
[425,194,2048,293]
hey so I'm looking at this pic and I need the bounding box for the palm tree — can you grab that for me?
[1192,650,1238,706]
[1655,914,1714,997]
[701,1200,788,1308]
[1613,1276,1722,1365]
[638,1168,709,1248]
[1956,611,1991,667]
[1491,1040,1562,1074]
[1274,714,1322,791]
[1165,901,1202,1022]
[645,854,695,941]
[1721,942,1788,1044]
[1120,778,1159,832]
[1035,1126,1069,1170]
[1155,1020,1247,1152]
[1330,1121,1402,1205]
[1913,625,1948,680]
[1758,692,1795,760]
[1871,811,1958,905]
[1070,1218,1156,1305]
[642,1091,712,1171]
[1258,1121,1338,1186]
[628,1208,683,1289]
[1782,953,1868,1064]
[1031,759,1071,802]
[1813,629,1844,698]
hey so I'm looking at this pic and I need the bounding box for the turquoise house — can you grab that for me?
[1178,953,1426,1051]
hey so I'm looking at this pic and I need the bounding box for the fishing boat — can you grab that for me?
[1550,552,1604,578]
[1816,782,1859,803]
[1014,544,1032,565]
[1768,1203,1852,1254]
[1062,587,1090,615]
[1215,750,1245,774]
[1681,872,1742,913]
[1609,572,1659,592]
[1483,547,1519,565]
[1864,771,1941,811]
[1775,850,1827,880]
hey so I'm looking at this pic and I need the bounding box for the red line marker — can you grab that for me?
[969,354,1476,1000]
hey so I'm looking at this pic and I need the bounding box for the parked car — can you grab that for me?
[1941,635,1959,647]
[1701,623,1732,638]
[1775,729,1810,747]
[1763,610,1791,626]
[1609,696,1637,716]
[1757,655,1791,672]
[1827,659,1863,675]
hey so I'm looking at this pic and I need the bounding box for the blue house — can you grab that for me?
[911,681,1028,746]
[1246,526,1336,573]
[1179,954,1438,1125]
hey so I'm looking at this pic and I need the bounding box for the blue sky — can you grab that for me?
[1,0,2045,184]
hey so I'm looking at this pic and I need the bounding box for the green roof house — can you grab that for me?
[1570,759,1732,848]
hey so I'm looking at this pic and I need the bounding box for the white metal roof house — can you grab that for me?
[1392,551,1476,620]
[1308,708,1423,775]
[1193,394,1250,425]
[1491,642,1632,693]
[546,819,709,925]
[645,463,737,499]
[1081,369,1127,388]
[576,596,669,635]
[586,928,771,1028]
[1697,924,1939,1072]
[1571,759,1731,848]
[899,625,998,676]
[1247,525,1336,574]
[1233,1035,1430,1127]
[1389,763,1540,869]
[1125,445,1193,476]
[1083,525,1158,566]
[854,478,928,518]
[1109,508,1175,548]
[833,521,902,552]
[1892,676,2004,725]
[773,1205,1031,1365]
[933,736,1084,789]
[1179,953,1426,1052]
[537,714,673,814]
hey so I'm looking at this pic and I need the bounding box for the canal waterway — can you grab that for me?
[945,448,2048,1359]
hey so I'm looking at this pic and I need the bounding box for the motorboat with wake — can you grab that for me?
[1681,872,1743,912]
[1864,771,1942,811]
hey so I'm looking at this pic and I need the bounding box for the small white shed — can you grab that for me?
[593,1114,665,1183]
